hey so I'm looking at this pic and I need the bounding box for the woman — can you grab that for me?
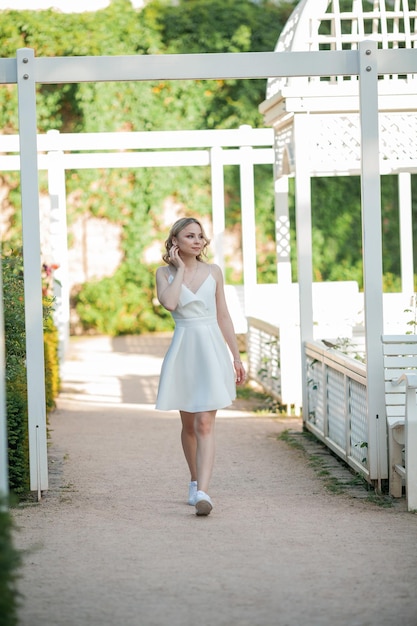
[155,217,246,516]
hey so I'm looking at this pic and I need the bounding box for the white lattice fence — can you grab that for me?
[305,340,370,481]
[247,317,281,400]
[307,112,417,173]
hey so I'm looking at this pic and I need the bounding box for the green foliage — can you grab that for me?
[74,262,173,335]
[404,294,417,335]
[150,0,294,128]
[289,174,416,290]
[1,0,416,337]
[2,252,29,496]
[44,315,60,411]
[0,499,22,626]
[2,251,60,495]
[40,264,60,413]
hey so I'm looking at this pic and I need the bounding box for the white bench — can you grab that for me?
[382,335,417,510]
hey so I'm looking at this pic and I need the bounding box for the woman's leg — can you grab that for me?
[194,410,216,494]
[180,411,197,481]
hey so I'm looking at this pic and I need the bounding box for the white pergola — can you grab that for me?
[259,0,417,482]
[0,0,417,496]
[0,125,275,365]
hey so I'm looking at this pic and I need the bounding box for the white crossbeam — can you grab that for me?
[0,128,274,151]
[31,51,358,83]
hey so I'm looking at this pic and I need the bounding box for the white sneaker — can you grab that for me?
[188,481,198,505]
[195,490,213,516]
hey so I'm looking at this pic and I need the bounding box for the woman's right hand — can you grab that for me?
[169,245,184,269]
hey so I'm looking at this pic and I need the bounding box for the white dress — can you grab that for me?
[155,269,236,412]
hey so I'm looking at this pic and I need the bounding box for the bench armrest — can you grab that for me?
[391,373,417,389]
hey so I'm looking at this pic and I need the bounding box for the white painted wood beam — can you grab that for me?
[358,41,388,482]
[16,48,48,497]
[30,50,358,84]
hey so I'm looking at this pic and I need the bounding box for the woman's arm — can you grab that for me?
[212,264,246,385]
[156,266,184,312]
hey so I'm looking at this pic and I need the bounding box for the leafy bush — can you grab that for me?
[74,262,173,335]
[0,499,22,626]
[43,309,60,412]
[2,252,60,495]
[2,252,29,496]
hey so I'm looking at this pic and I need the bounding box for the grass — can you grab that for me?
[236,385,267,402]
[236,382,289,415]
[279,429,305,450]
[279,429,394,507]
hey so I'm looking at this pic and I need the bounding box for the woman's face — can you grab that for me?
[174,223,205,256]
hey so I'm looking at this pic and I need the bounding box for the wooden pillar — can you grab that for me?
[239,128,257,309]
[293,113,313,423]
[358,41,388,483]
[47,129,70,366]
[17,48,48,497]
[210,146,225,274]
[398,172,414,295]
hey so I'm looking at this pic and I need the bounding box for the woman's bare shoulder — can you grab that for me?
[209,263,223,278]
[156,265,171,280]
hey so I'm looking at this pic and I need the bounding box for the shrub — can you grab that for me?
[0,498,22,626]
[2,252,60,496]
[74,263,174,335]
[43,305,60,412]
[2,252,29,496]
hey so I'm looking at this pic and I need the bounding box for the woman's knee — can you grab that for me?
[181,411,196,436]
[194,412,215,437]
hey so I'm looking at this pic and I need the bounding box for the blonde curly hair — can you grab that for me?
[162,217,210,265]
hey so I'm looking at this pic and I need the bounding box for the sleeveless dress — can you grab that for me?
[155,268,236,412]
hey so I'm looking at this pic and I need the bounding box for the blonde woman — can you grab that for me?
[155,217,245,516]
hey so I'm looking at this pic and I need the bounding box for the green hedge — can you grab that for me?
[44,314,60,411]
[74,262,174,336]
[2,252,60,496]
[2,252,29,497]
[0,499,22,626]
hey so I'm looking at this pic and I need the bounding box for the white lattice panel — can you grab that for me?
[380,113,417,160]
[307,356,325,431]
[300,113,417,172]
[247,322,281,399]
[309,114,361,169]
[267,0,417,98]
[349,379,369,465]
[304,341,369,480]
[275,124,294,176]
[327,368,346,450]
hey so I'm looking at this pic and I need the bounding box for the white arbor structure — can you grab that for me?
[0,0,417,497]
[259,0,417,485]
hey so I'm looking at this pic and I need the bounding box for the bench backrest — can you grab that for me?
[382,335,417,421]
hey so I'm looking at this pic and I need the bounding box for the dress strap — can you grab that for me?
[167,265,174,284]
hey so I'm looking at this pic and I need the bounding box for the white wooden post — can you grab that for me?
[47,129,70,366]
[210,146,225,274]
[17,48,48,496]
[398,172,414,296]
[275,176,292,285]
[275,175,301,413]
[293,113,314,422]
[358,41,388,482]
[404,375,417,511]
[0,262,9,500]
[239,127,257,304]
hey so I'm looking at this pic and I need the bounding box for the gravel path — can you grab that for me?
[13,335,417,626]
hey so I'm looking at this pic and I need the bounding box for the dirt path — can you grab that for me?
[13,335,417,626]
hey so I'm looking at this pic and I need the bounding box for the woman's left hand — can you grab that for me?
[234,360,246,386]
